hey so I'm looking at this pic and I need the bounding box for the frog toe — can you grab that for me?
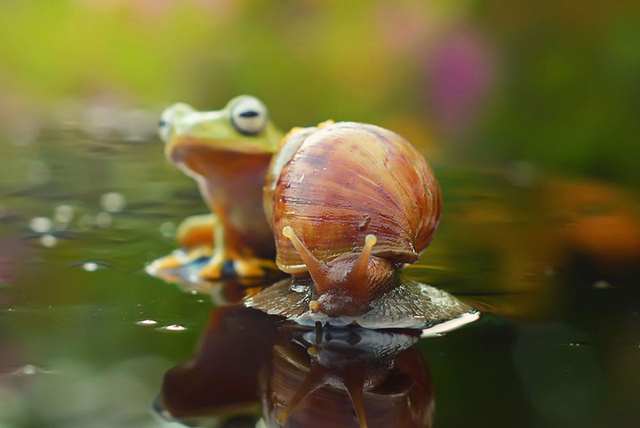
[147,252,186,274]
[233,258,279,278]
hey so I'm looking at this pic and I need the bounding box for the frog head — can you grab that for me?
[159,95,283,174]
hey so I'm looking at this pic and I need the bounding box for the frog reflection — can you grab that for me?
[155,303,435,428]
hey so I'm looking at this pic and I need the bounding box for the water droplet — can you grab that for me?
[22,364,37,375]
[40,234,57,248]
[136,319,158,326]
[163,324,186,332]
[82,262,99,272]
[30,217,53,233]
[54,205,75,224]
[100,192,126,213]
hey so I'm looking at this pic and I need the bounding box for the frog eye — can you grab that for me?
[230,97,268,136]
[158,108,175,143]
[158,103,194,143]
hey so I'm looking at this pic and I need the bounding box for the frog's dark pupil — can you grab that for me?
[159,120,166,127]
[239,110,259,118]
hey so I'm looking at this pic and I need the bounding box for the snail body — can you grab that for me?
[248,121,476,328]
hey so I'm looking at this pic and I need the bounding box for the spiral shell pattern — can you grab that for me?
[266,122,441,274]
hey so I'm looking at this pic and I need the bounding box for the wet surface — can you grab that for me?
[1,130,640,427]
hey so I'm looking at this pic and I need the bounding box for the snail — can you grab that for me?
[247,121,478,328]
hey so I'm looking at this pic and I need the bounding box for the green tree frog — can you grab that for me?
[150,95,284,279]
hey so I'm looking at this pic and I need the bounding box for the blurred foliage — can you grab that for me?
[1,0,639,188]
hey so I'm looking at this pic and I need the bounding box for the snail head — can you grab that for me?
[282,226,398,317]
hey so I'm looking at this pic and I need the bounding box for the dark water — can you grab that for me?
[1,130,639,428]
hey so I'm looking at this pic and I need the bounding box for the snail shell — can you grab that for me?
[260,122,442,318]
[265,122,441,271]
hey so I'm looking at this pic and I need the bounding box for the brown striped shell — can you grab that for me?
[263,122,441,275]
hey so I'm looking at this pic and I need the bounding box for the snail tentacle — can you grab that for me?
[282,226,330,287]
[348,234,377,285]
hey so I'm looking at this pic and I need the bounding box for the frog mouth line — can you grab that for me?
[166,136,272,162]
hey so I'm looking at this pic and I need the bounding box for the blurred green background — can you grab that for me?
[1,1,640,427]
[1,0,639,184]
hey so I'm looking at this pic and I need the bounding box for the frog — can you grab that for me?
[148,95,284,279]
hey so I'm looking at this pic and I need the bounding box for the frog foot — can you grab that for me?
[199,254,278,280]
[147,245,213,275]
[233,257,278,277]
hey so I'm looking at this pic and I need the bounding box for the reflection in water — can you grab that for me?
[412,173,640,323]
[156,299,440,428]
[263,326,433,428]
[157,304,281,426]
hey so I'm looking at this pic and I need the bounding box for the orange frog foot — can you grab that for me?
[146,245,213,275]
[198,254,278,280]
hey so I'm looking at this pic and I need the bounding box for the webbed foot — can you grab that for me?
[199,252,278,280]
[146,245,213,275]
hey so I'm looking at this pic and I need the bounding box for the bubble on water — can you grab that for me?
[95,212,113,228]
[30,217,53,233]
[82,262,99,272]
[162,324,187,332]
[22,364,37,375]
[100,192,126,213]
[27,161,52,185]
[54,205,75,224]
[136,319,158,326]
[40,234,57,248]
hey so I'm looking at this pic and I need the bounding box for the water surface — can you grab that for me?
[1,130,639,427]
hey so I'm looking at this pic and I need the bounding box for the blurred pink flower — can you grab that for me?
[428,29,496,136]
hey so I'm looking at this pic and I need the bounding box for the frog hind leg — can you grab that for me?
[146,214,217,274]
[176,213,217,247]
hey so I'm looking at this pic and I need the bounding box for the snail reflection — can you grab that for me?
[155,299,439,428]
